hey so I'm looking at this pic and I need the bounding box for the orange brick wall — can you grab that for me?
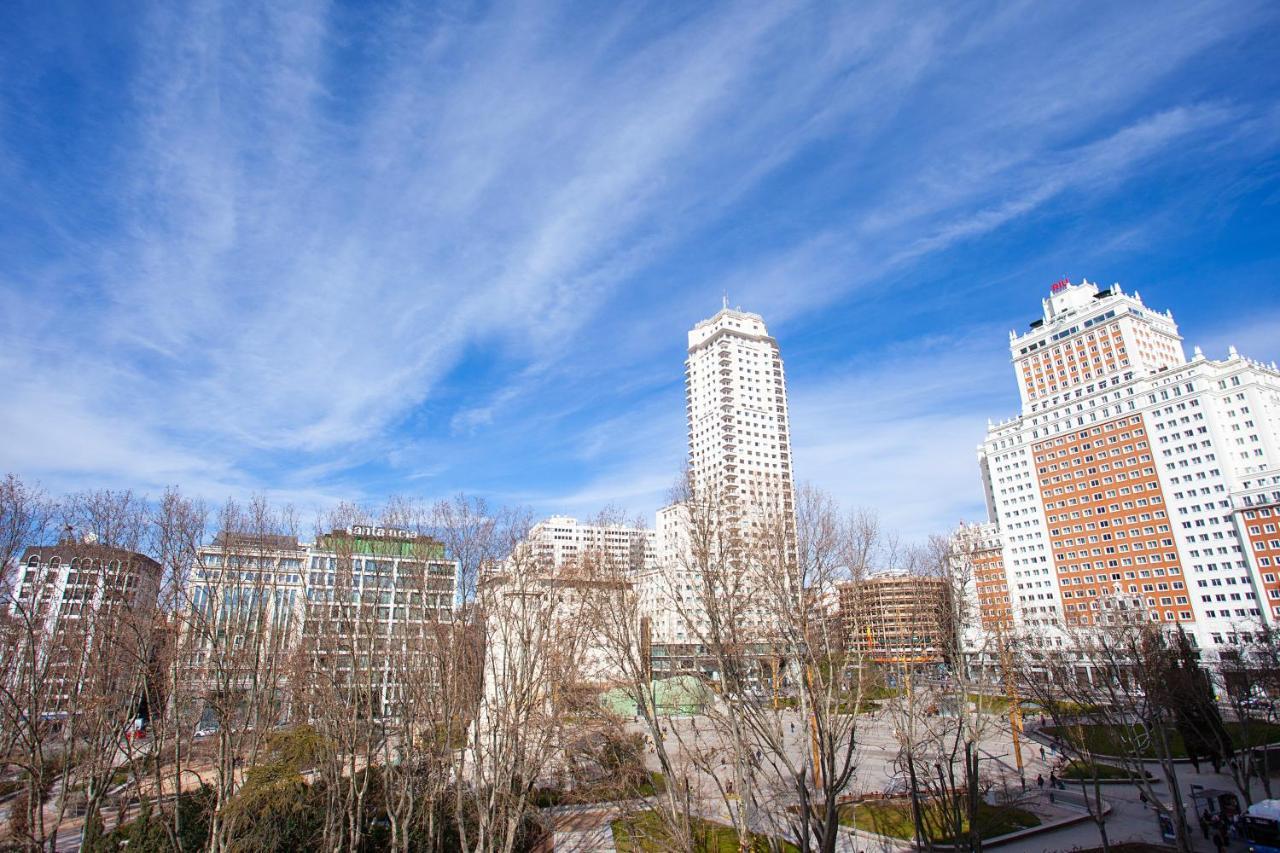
[973,545,1012,632]
[1036,413,1192,626]
[1020,321,1127,401]
[1241,504,1280,620]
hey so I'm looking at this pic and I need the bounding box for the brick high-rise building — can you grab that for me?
[972,278,1280,650]
[951,521,1012,634]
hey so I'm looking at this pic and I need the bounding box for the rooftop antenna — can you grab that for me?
[722,291,729,311]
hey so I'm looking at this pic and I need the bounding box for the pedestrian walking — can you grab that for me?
[1049,771,1057,789]
[1213,827,1228,853]
[1039,745,1046,760]
[1139,791,1148,810]
[1036,773,1044,789]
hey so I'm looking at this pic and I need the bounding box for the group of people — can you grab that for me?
[1035,771,1066,791]
[1202,809,1241,852]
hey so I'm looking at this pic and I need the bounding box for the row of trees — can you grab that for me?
[1,476,535,853]
[1011,614,1280,853]
[14,467,1278,853]
[1,469,990,853]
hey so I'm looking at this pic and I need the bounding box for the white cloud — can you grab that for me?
[1186,309,1280,366]
[787,329,1013,541]
[1,0,1277,522]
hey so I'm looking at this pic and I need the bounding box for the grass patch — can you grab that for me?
[1031,699,1102,717]
[1060,760,1150,781]
[843,799,1039,843]
[1042,721,1280,759]
[534,772,665,807]
[968,693,1012,714]
[612,810,799,852]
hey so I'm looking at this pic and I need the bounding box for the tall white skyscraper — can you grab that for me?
[641,304,798,666]
[684,303,796,533]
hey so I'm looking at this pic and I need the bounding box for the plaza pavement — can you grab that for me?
[579,708,1270,852]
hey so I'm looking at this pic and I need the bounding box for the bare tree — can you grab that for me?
[0,475,59,851]
[1017,632,1117,853]
[652,470,771,847]
[143,487,210,850]
[1021,614,1197,853]
[746,485,866,853]
[185,496,303,853]
[573,506,696,852]
[1199,623,1280,805]
[465,505,597,853]
[0,486,157,852]
[369,495,478,853]
[0,476,55,596]
[647,472,880,852]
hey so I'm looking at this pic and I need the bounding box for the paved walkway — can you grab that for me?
[554,823,616,852]
[1021,724,1258,852]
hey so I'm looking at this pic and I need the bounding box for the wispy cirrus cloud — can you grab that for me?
[0,0,1277,527]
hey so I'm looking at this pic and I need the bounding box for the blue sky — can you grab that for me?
[2,1,1279,541]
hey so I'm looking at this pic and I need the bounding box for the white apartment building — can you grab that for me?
[475,528,636,747]
[641,304,798,667]
[974,278,1280,650]
[523,515,655,574]
[477,517,650,699]
[481,516,652,686]
[8,535,161,712]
